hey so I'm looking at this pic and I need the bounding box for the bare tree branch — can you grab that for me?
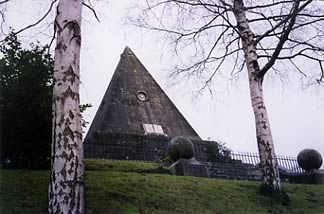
[130,0,324,86]
[0,0,57,44]
[254,0,313,44]
[258,0,313,78]
[0,0,10,4]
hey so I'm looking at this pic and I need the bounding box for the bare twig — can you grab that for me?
[47,24,56,55]
[83,2,100,23]
[317,61,324,83]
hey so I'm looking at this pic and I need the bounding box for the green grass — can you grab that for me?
[0,159,324,213]
[0,170,49,214]
[85,159,161,172]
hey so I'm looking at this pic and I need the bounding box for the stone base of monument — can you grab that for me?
[289,169,324,184]
[169,158,209,178]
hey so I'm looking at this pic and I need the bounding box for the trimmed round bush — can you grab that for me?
[167,136,194,162]
[297,149,322,171]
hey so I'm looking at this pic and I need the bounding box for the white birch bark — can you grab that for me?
[233,0,281,192]
[48,0,84,213]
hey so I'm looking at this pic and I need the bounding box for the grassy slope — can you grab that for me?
[0,159,323,214]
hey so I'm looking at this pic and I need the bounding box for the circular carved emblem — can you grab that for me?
[137,91,148,101]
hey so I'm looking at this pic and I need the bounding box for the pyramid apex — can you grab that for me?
[123,46,134,55]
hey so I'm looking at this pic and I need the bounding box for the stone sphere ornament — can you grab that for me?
[167,136,195,162]
[297,149,323,171]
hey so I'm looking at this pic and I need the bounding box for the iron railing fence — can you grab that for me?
[231,152,303,173]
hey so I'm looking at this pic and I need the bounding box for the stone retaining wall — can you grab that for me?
[84,132,220,162]
[84,132,263,181]
[206,162,261,181]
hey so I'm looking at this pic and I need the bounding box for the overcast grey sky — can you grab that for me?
[4,0,324,158]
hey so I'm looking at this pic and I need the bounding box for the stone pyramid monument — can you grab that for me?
[84,47,202,160]
[84,47,200,144]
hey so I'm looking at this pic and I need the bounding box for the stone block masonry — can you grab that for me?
[84,132,212,162]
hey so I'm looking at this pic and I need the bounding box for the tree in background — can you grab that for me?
[206,141,232,163]
[132,0,324,194]
[0,33,53,169]
[0,33,91,170]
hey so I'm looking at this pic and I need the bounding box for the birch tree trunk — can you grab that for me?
[48,0,84,213]
[233,0,281,193]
